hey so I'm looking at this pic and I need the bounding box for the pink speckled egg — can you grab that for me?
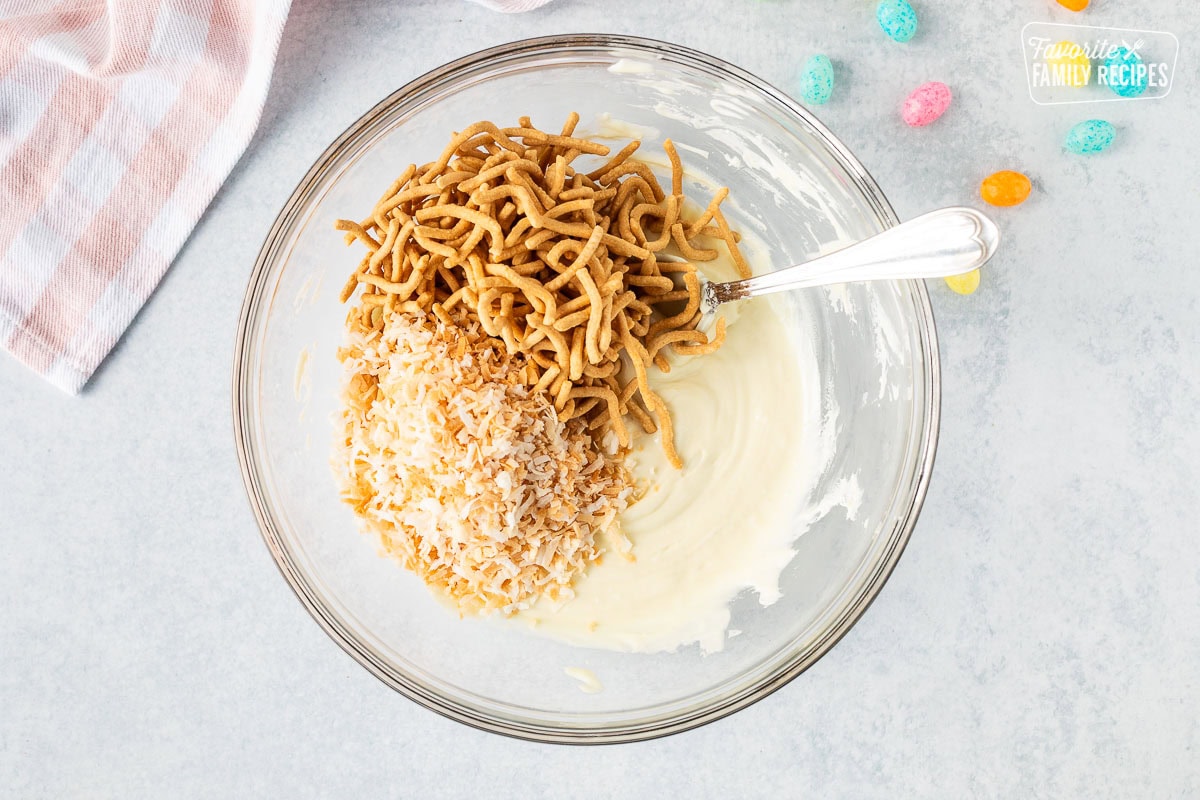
[901,81,952,127]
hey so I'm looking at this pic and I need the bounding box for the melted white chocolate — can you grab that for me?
[517,253,816,654]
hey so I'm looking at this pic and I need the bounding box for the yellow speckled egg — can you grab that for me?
[1046,41,1091,87]
[945,269,981,295]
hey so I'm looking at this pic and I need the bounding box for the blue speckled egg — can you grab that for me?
[799,54,835,105]
[1065,119,1116,154]
[876,0,918,43]
[1104,46,1148,98]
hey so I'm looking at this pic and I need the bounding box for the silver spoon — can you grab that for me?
[701,206,1000,314]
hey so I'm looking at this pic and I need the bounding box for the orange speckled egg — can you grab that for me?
[980,171,1032,207]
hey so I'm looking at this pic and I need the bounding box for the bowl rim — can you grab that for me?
[232,32,941,745]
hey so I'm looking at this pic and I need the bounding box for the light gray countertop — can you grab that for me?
[3,0,1199,796]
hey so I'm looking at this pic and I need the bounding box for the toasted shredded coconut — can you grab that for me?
[335,308,632,615]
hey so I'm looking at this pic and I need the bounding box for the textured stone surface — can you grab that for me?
[2,0,1198,796]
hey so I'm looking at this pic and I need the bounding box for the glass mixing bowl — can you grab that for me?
[234,34,939,743]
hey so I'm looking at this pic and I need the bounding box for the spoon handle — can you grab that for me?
[707,206,1000,306]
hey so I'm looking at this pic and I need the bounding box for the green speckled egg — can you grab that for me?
[799,54,835,105]
[1065,119,1116,155]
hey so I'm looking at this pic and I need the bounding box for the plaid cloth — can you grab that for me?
[0,0,553,393]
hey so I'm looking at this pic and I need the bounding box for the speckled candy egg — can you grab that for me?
[980,170,1032,207]
[1065,119,1116,154]
[876,0,918,43]
[901,81,951,127]
[799,54,835,105]
[1046,40,1091,87]
[945,269,981,295]
[1104,46,1148,97]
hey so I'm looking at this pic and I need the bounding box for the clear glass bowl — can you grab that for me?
[234,34,939,743]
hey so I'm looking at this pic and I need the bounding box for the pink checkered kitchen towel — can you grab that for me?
[0,0,554,394]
